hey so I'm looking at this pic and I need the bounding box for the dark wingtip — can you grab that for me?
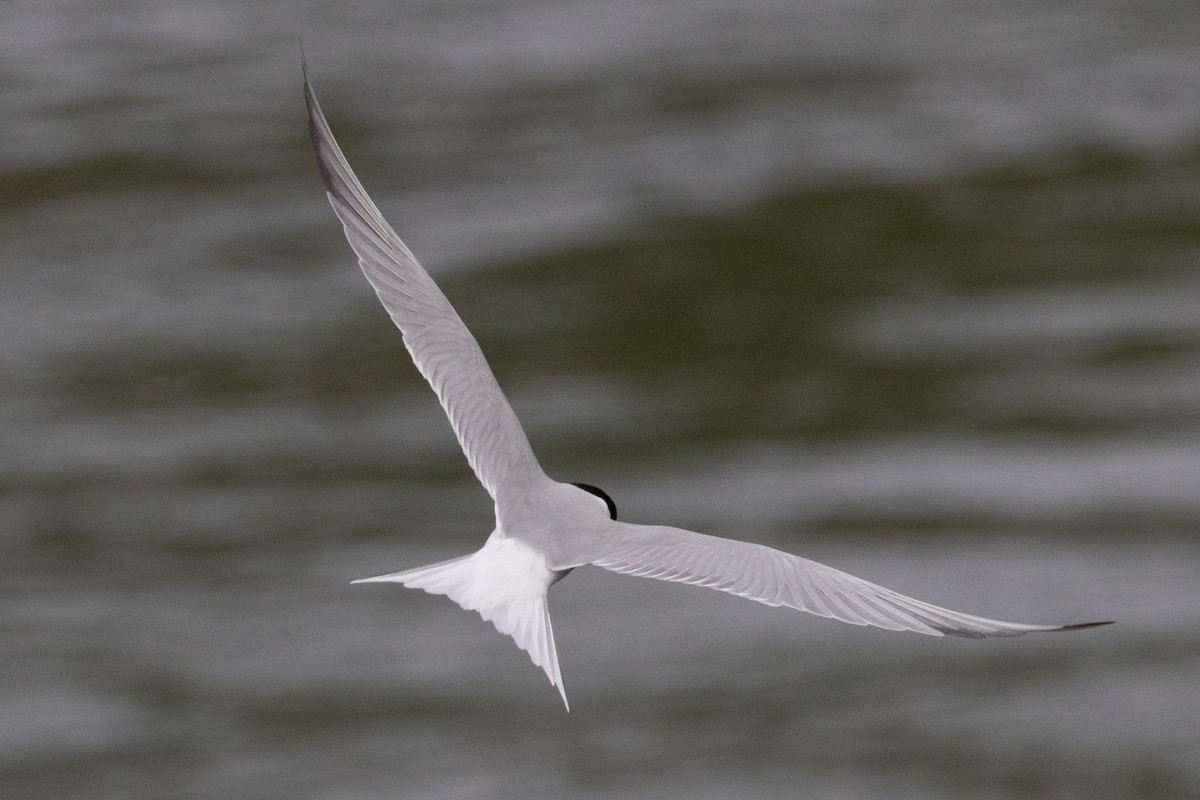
[300,40,313,90]
[1056,620,1115,632]
[299,56,340,195]
[300,51,318,119]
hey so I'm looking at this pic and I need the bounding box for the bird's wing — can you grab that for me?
[304,68,545,500]
[589,523,1112,638]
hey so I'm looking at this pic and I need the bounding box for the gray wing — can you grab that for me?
[590,523,1112,637]
[304,67,545,500]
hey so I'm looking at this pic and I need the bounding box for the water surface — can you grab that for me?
[2,1,1199,798]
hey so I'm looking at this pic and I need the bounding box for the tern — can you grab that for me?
[304,67,1111,710]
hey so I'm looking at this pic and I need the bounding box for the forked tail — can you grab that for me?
[353,544,569,710]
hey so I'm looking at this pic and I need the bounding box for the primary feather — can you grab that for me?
[590,523,1110,638]
[304,66,544,501]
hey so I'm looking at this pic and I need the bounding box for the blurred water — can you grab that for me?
[2,1,1199,799]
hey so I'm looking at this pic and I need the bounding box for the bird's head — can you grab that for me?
[571,482,617,520]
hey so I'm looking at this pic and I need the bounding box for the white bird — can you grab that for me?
[303,67,1111,711]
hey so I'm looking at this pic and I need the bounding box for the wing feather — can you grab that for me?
[304,67,545,500]
[591,524,1112,638]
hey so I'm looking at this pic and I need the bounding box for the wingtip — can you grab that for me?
[1056,620,1115,632]
[300,60,343,197]
[301,53,317,108]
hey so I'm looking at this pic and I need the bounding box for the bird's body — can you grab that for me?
[303,64,1110,710]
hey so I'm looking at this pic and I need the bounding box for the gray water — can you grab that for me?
[3,1,1199,798]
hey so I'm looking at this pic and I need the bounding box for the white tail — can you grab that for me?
[354,535,569,710]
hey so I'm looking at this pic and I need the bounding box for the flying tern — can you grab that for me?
[304,67,1111,710]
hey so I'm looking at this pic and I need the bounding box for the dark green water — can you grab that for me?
[2,2,1198,798]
